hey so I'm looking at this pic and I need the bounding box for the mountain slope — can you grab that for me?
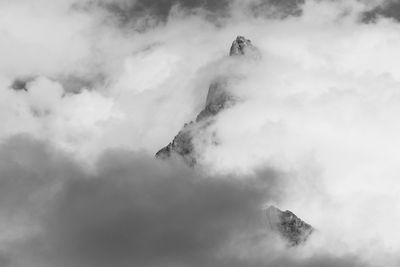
[155,36,258,164]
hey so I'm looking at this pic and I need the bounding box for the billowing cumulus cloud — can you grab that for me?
[2,0,400,266]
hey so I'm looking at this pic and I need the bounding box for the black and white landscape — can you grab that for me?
[1,0,400,266]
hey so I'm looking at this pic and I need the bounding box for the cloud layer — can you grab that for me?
[0,135,369,267]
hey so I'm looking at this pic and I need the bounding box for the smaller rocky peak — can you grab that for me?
[229,36,260,58]
[266,205,313,246]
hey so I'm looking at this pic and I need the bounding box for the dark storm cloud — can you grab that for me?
[0,135,82,217]
[0,136,275,267]
[249,0,305,19]
[362,1,400,22]
[76,0,231,26]
[0,136,368,267]
[76,0,306,27]
[40,154,275,267]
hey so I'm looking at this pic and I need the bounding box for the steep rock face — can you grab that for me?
[266,206,314,246]
[155,123,196,165]
[155,36,259,163]
[195,77,235,122]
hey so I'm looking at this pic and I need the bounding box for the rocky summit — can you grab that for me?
[266,205,314,246]
[229,36,261,58]
[155,36,259,164]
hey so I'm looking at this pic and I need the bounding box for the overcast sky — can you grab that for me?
[2,0,400,267]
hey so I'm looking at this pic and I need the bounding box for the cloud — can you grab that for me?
[0,135,370,267]
[79,0,232,26]
[363,0,400,22]
[246,0,305,19]
[2,0,400,266]
[0,135,279,267]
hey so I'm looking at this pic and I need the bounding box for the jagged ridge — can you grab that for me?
[155,36,258,164]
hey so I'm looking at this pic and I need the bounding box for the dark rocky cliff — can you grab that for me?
[266,205,314,246]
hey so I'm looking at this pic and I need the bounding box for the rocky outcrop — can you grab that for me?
[266,205,314,246]
[155,122,196,165]
[155,36,259,163]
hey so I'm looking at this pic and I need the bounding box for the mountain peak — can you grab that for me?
[229,36,259,57]
[155,36,260,164]
[155,38,314,246]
